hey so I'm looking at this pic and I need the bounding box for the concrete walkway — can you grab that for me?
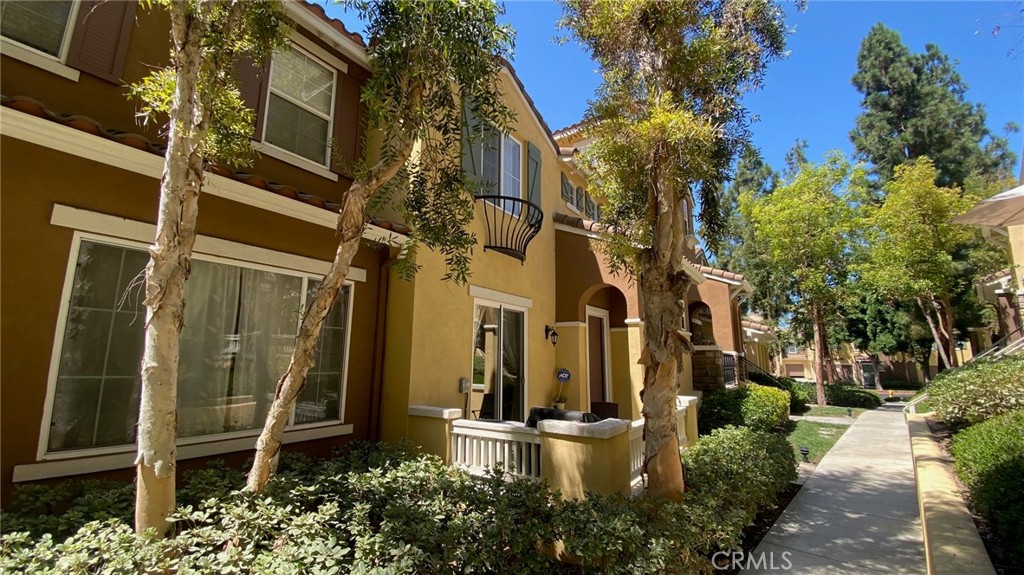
[744,405,925,574]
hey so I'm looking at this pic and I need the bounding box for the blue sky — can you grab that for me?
[326,0,1024,177]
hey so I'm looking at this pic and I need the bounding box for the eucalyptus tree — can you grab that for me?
[246,0,514,492]
[559,0,787,499]
[860,158,977,370]
[129,0,289,535]
[743,152,865,405]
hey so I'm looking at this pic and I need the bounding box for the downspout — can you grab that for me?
[368,247,399,441]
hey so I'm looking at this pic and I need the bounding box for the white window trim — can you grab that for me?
[261,42,337,169]
[470,297,530,422]
[1,0,82,82]
[36,229,359,461]
[1,37,80,81]
[585,305,613,405]
[478,131,525,217]
[251,141,339,181]
[468,285,533,309]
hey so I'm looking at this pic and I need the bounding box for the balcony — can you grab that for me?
[475,196,543,262]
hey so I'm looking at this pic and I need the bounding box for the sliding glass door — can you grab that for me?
[471,304,525,422]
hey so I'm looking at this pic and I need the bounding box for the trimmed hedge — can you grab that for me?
[747,372,811,414]
[1,439,800,575]
[824,382,883,409]
[683,425,797,516]
[929,355,1024,427]
[698,383,790,435]
[950,410,1024,567]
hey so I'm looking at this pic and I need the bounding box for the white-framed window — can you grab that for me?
[476,128,524,214]
[262,43,337,167]
[470,297,528,423]
[41,233,353,458]
[0,0,78,61]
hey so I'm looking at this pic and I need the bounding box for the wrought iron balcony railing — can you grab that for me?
[475,195,543,262]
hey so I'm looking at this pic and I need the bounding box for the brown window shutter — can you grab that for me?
[65,1,136,84]
[332,74,361,176]
[235,57,270,136]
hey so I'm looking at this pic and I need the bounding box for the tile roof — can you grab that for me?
[695,264,745,282]
[298,0,366,47]
[979,267,1012,282]
[1,95,410,235]
[553,118,588,139]
[553,211,611,233]
[742,318,774,333]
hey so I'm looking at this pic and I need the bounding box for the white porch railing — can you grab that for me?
[450,419,542,480]
[629,419,645,487]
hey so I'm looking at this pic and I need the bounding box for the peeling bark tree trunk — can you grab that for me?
[940,293,958,368]
[637,164,690,501]
[135,4,207,536]
[871,354,883,391]
[810,305,827,406]
[246,137,415,493]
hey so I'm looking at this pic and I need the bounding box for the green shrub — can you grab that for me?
[878,378,921,391]
[747,372,811,414]
[929,355,1024,426]
[824,382,883,408]
[741,384,791,431]
[698,383,790,434]
[950,410,1024,566]
[683,426,797,520]
[0,439,800,575]
[0,480,134,538]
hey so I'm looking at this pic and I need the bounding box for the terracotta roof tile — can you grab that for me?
[695,263,745,282]
[553,118,588,139]
[298,0,366,48]
[1,95,408,235]
[979,267,1012,282]
[742,318,774,333]
[553,211,611,233]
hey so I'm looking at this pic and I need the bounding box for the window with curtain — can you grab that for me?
[263,44,336,165]
[470,303,525,422]
[473,126,523,214]
[46,238,352,454]
[1,0,75,58]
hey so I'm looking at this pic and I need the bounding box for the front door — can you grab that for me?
[587,312,607,410]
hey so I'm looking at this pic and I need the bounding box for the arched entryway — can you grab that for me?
[582,285,628,418]
[689,302,715,346]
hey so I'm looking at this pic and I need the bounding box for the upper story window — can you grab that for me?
[473,127,524,214]
[263,45,337,166]
[1,0,77,60]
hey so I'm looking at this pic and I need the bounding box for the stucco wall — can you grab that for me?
[689,280,741,352]
[0,138,383,500]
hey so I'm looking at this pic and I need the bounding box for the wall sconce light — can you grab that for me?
[545,325,559,346]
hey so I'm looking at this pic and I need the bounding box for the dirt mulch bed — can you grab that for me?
[925,416,1015,574]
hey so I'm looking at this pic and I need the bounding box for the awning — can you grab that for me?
[953,184,1024,227]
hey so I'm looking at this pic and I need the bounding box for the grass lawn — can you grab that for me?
[787,420,848,464]
[802,405,868,418]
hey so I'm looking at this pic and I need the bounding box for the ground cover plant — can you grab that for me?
[928,354,1024,427]
[950,409,1024,568]
[1,439,798,574]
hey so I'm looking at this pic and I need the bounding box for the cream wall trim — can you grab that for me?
[0,108,406,246]
[554,321,586,328]
[50,205,368,282]
[676,395,700,409]
[284,0,369,69]
[701,273,742,286]
[252,141,340,181]
[13,424,353,483]
[537,418,628,439]
[1,37,80,82]
[469,285,533,309]
[624,318,643,326]
[554,222,602,240]
[408,405,463,420]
